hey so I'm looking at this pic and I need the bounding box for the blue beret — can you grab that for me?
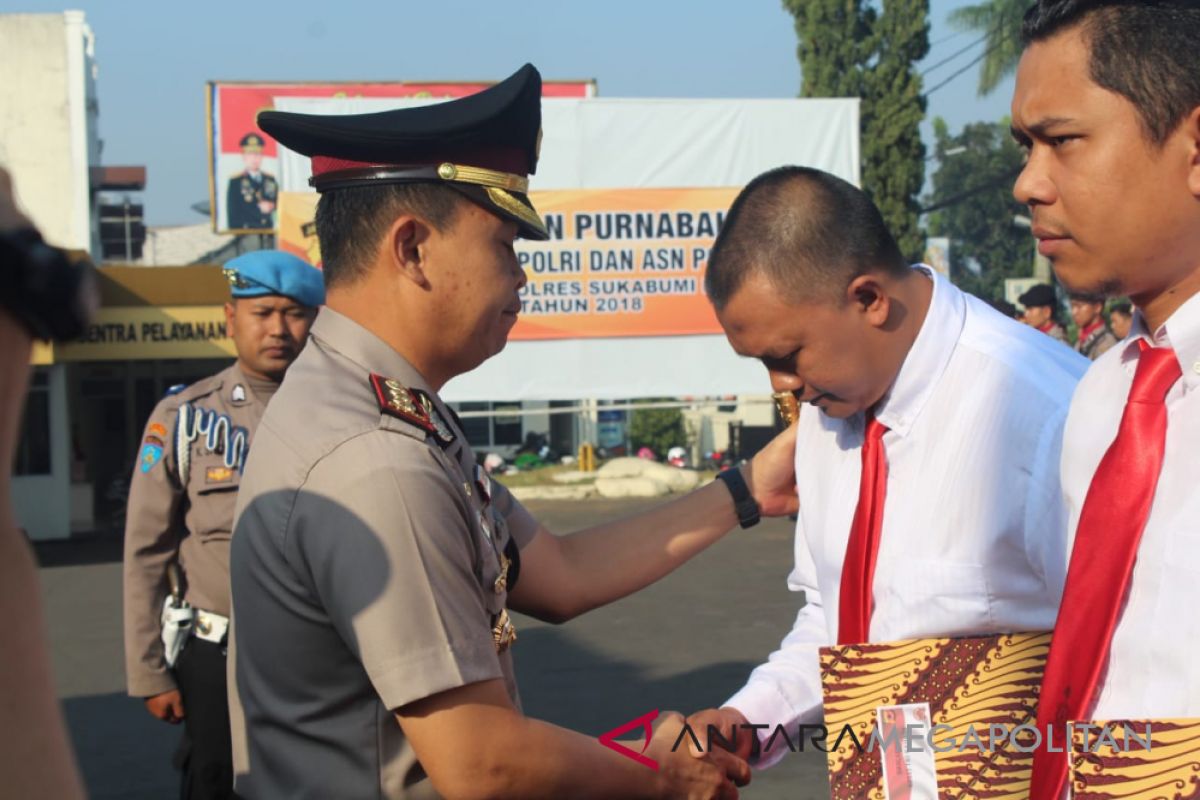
[222,250,325,308]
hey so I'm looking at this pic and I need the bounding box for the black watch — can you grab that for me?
[715,467,761,529]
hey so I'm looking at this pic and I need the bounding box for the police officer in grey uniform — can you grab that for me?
[229,64,800,800]
[123,250,322,800]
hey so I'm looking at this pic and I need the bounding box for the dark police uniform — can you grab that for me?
[123,250,323,800]
[225,133,278,230]
[228,64,548,799]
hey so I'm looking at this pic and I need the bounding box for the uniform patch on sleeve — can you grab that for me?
[369,374,437,435]
[139,442,164,473]
[206,466,235,484]
[143,435,165,449]
[147,422,168,439]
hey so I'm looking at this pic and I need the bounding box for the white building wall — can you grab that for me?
[12,366,72,541]
[3,11,100,539]
[0,10,99,254]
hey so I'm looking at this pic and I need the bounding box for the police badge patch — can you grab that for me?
[140,442,164,473]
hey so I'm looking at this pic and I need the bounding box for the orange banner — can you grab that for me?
[277,187,738,340]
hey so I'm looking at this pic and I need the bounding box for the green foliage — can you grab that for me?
[628,403,686,459]
[925,116,1035,302]
[784,0,931,261]
[948,0,1028,96]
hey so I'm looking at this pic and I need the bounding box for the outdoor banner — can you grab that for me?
[270,95,859,400]
[207,80,595,234]
[278,187,739,341]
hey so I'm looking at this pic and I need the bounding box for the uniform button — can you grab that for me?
[1193,361,1200,375]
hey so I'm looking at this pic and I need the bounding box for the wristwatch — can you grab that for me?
[715,467,761,529]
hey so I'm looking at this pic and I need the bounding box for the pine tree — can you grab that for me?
[785,0,931,260]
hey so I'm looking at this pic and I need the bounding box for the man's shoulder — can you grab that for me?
[259,344,443,473]
[149,368,229,417]
[958,297,1088,395]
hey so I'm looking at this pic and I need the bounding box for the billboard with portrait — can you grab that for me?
[206,79,596,234]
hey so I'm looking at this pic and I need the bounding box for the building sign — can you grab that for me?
[52,306,233,362]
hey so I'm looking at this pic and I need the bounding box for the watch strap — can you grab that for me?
[716,467,761,529]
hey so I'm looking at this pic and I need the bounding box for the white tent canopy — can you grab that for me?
[273,95,861,401]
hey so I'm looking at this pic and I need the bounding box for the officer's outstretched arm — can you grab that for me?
[397,678,747,800]
[508,423,798,624]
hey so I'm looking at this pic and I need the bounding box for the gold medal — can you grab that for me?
[492,608,517,652]
[494,553,511,594]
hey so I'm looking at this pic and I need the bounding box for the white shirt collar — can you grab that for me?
[873,265,965,437]
[1123,289,1200,390]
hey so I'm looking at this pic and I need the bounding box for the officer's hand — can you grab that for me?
[684,707,754,761]
[144,690,185,724]
[742,421,799,517]
[257,200,275,214]
[647,711,749,800]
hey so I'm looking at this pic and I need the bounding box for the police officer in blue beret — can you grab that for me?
[123,249,322,800]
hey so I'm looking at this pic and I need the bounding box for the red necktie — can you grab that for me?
[838,414,889,645]
[1029,343,1182,800]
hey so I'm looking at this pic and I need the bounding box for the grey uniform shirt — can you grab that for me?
[123,362,267,697]
[228,308,537,800]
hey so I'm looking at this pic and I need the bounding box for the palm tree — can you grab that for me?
[948,0,1028,96]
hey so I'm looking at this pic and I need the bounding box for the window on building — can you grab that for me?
[14,371,51,476]
[453,402,524,450]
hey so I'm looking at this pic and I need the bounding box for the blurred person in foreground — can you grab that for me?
[123,249,322,799]
[0,166,87,798]
[228,64,799,799]
[684,166,1087,768]
[1009,1,1200,798]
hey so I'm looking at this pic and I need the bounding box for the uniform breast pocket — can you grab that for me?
[875,558,992,638]
[189,455,242,540]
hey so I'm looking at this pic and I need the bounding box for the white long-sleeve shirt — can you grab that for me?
[1062,291,1200,722]
[726,267,1087,767]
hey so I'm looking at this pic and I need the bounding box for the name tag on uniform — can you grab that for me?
[206,466,235,484]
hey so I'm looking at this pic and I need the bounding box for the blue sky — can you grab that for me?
[3,0,1015,226]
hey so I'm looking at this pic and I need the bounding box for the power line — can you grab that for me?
[920,32,989,76]
[924,33,1010,95]
[919,164,1023,214]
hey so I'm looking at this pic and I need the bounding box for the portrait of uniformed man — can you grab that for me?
[228,64,799,799]
[225,132,278,231]
[122,249,323,799]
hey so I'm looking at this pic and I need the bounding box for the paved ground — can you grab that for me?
[37,496,829,799]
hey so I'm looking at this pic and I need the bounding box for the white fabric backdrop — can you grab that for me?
[272,96,861,401]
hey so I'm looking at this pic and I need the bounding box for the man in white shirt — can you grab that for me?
[1011,3,1200,798]
[687,166,1088,767]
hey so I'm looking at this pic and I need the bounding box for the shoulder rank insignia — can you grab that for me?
[370,373,436,433]
[414,390,456,449]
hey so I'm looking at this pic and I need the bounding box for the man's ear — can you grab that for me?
[846,274,890,328]
[387,215,435,288]
[224,301,237,337]
[1185,105,1200,198]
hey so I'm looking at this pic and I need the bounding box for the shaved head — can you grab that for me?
[705,166,907,310]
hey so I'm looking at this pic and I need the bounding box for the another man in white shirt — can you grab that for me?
[1011,3,1200,798]
[687,166,1088,767]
